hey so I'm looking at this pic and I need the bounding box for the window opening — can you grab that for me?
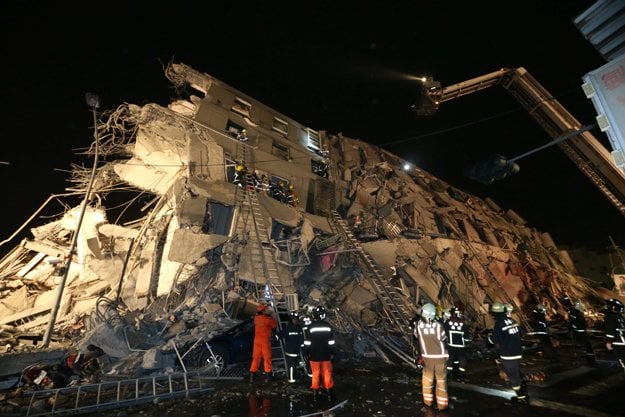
[307,128,320,151]
[272,141,290,161]
[272,117,289,135]
[232,97,251,117]
[226,119,245,137]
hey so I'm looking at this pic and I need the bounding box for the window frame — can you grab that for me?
[272,117,289,135]
[232,97,252,117]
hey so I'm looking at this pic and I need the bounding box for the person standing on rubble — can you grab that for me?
[531,303,552,357]
[568,299,595,362]
[603,298,625,372]
[249,304,277,382]
[414,303,449,412]
[281,311,305,383]
[303,305,335,401]
[488,302,529,404]
[444,306,470,381]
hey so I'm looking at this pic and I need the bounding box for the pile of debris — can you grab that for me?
[0,62,618,382]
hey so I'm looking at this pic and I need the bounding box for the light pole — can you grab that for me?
[42,93,101,348]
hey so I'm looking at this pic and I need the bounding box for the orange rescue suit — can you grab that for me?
[250,313,277,373]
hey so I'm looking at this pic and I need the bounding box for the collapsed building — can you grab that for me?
[0,62,620,376]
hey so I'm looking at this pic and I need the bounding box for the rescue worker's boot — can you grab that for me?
[325,388,335,401]
[513,383,529,404]
[264,372,272,382]
[312,389,319,402]
[249,372,255,383]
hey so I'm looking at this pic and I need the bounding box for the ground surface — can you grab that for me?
[95,339,624,417]
[3,336,624,417]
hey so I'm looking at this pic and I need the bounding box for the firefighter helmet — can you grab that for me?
[574,300,586,312]
[313,305,326,320]
[607,298,624,313]
[288,311,299,320]
[421,303,436,321]
[257,304,267,312]
[236,164,245,172]
[491,302,505,313]
[536,303,547,313]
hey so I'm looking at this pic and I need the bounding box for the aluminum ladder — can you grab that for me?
[329,211,417,342]
[23,372,234,416]
[232,140,289,377]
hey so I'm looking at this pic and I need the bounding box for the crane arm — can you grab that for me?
[416,67,625,217]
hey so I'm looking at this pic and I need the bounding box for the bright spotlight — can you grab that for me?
[403,163,411,171]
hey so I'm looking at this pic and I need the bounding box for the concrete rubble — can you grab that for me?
[0,61,622,388]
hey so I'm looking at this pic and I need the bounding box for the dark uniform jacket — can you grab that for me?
[281,321,305,354]
[489,313,522,360]
[569,309,587,333]
[605,312,625,347]
[303,319,335,361]
[531,309,549,335]
[443,316,469,348]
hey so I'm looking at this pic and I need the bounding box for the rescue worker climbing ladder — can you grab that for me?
[234,163,248,188]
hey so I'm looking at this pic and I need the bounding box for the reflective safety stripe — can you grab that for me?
[285,353,299,357]
[502,323,519,331]
[310,327,331,333]
[501,354,522,360]
[303,341,311,345]
[328,340,335,345]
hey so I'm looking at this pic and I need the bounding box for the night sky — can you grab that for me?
[2,1,624,253]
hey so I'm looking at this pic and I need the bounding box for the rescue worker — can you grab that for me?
[414,303,449,412]
[444,306,470,381]
[531,303,552,356]
[233,163,248,188]
[281,311,305,383]
[569,299,595,362]
[488,302,528,404]
[249,304,277,382]
[251,170,262,193]
[303,305,335,401]
[300,305,314,377]
[269,181,286,202]
[260,174,270,194]
[604,298,625,372]
[236,128,248,142]
[286,184,299,206]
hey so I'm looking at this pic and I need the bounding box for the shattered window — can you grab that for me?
[307,128,320,150]
[232,97,251,117]
[272,117,289,135]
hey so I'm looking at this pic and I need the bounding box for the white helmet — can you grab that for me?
[421,303,436,321]
[491,302,505,313]
[574,300,586,312]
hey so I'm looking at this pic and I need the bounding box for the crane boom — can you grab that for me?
[418,67,625,217]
